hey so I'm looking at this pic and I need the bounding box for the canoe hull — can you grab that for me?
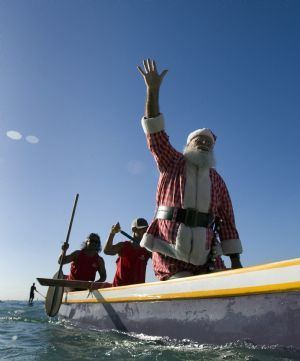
[46,258,300,347]
[59,291,300,347]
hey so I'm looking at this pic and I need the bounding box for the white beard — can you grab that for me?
[183,146,216,169]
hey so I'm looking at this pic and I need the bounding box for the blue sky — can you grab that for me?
[0,0,299,300]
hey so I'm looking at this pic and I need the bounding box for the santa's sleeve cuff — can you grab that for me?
[221,239,243,255]
[141,113,165,134]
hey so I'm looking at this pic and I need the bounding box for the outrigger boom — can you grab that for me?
[37,278,107,290]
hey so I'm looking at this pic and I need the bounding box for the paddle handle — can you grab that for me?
[58,193,79,274]
[120,230,135,242]
[65,193,79,246]
[36,290,46,298]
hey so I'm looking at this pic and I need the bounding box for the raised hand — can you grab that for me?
[137,59,168,90]
[61,242,69,251]
[111,222,121,235]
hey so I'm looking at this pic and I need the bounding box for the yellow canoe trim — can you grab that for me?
[62,281,300,304]
[62,257,300,297]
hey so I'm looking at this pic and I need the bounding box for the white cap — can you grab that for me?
[187,128,216,145]
[131,218,148,229]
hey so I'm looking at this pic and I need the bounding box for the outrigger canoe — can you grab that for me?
[37,257,300,348]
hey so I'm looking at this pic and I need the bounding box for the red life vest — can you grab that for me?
[68,250,100,281]
[112,241,150,287]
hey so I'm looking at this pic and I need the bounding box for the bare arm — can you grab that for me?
[58,243,79,264]
[137,59,168,118]
[96,257,107,282]
[103,222,124,256]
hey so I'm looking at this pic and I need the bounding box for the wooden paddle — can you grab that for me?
[36,290,46,299]
[120,230,136,242]
[44,193,79,317]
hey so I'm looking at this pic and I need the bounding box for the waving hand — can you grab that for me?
[138,59,168,90]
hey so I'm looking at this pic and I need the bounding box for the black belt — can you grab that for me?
[155,205,214,228]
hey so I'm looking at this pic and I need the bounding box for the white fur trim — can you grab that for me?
[141,226,210,266]
[174,224,192,263]
[141,114,165,134]
[140,233,178,259]
[175,224,209,265]
[221,238,243,255]
[187,128,215,145]
[190,227,210,265]
[183,163,197,208]
[183,164,211,212]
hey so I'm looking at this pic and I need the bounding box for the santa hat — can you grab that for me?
[187,128,217,145]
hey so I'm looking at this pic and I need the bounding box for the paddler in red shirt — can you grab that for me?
[58,233,107,282]
[104,218,151,287]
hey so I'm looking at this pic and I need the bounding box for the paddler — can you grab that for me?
[104,218,151,286]
[58,233,107,282]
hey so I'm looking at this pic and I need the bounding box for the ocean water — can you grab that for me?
[0,301,299,361]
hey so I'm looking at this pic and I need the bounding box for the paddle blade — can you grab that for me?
[45,271,64,317]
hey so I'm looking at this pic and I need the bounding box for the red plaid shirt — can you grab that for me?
[145,129,240,280]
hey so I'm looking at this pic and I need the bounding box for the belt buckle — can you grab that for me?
[185,208,198,227]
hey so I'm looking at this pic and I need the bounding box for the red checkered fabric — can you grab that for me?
[145,130,240,280]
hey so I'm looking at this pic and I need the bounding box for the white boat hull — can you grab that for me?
[58,258,300,347]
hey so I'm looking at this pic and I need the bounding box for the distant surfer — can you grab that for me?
[28,283,37,304]
[137,59,243,280]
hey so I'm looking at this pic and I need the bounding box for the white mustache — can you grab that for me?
[183,146,216,168]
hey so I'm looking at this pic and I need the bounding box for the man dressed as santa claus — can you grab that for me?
[138,59,243,280]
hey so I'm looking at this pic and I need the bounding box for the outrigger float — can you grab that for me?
[38,257,300,348]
